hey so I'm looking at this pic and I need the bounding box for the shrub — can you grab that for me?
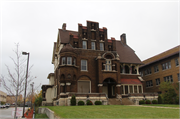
[95,101,102,105]
[175,96,179,104]
[0,101,6,105]
[86,100,93,105]
[158,95,163,104]
[139,100,145,105]
[78,101,85,106]
[152,100,158,104]
[145,100,151,104]
[71,95,76,106]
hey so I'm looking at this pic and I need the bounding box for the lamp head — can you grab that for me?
[22,52,29,55]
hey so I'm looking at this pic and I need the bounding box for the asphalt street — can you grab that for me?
[0,107,28,119]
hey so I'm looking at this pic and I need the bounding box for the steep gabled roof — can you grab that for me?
[59,29,78,44]
[116,41,143,64]
[51,42,57,64]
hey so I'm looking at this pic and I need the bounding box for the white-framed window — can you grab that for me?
[105,60,112,71]
[100,43,104,51]
[146,80,153,87]
[67,57,72,65]
[162,61,171,70]
[175,58,179,66]
[155,78,160,86]
[91,42,95,50]
[82,41,87,49]
[81,60,87,71]
[62,57,66,65]
[164,75,173,82]
[154,65,159,72]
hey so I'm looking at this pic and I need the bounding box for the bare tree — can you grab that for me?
[0,43,38,118]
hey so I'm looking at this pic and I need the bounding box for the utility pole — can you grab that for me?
[22,52,30,118]
[30,82,34,109]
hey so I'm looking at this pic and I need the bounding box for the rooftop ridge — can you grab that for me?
[143,45,180,64]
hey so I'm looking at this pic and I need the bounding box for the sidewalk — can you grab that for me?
[128,105,180,109]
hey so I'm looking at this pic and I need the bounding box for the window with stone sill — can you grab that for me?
[162,61,171,70]
[82,41,87,49]
[100,42,104,51]
[164,75,173,83]
[81,60,87,71]
[154,65,159,72]
[105,60,112,71]
[155,78,160,86]
[67,57,72,65]
[146,80,153,87]
[175,58,179,66]
[144,68,151,75]
[62,57,66,65]
[91,42,95,50]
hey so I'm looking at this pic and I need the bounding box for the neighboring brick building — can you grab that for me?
[6,94,22,104]
[0,90,7,103]
[42,20,157,106]
[139,45,180,94]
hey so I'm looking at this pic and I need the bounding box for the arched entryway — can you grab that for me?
[102,78,117,98]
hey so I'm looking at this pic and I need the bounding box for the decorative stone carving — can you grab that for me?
[116,84,121,87]
[60,83,65,86]
[66,83,71,86]
[98,84,103,87]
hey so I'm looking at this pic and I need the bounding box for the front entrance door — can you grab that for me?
[102,78,116,98]
[108,84,116,98]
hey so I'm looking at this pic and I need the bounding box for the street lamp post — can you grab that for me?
[22,52,29,118]
[30,82,34,109]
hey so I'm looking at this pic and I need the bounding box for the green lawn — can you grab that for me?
[44,105,179,118]
[35,113,48,118]
[141,104,180,108]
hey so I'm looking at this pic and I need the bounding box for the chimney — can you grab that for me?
[62,23,66,31]
[120,33,126,45]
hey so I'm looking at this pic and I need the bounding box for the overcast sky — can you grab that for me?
[0,0,179,93]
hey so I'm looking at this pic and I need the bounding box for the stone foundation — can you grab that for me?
[128,93,158,105]
[53,93,108,106]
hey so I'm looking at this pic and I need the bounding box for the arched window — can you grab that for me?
[60,74,65,81]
